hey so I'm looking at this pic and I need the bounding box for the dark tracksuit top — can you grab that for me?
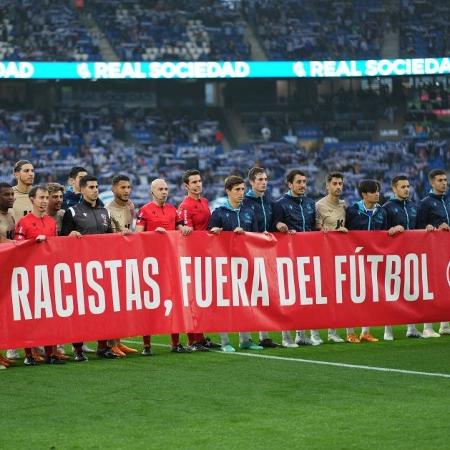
[382,198,418,229]
[242,190,274,232]
[346,200,388,230]
[272,192,316,232]
[417,191,450,229]
[60,199,113,236]
[208,200,258,232]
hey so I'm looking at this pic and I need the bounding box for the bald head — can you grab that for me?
[151,178,169,205]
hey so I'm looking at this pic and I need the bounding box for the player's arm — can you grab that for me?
[135,208,146,233]
[176,208,192,235]
[177,205,194,228]
[416,200,434,230]
[0,231,14,243]
[384,205,404,236]
[345,207,354,230]
[381,210,389,230]
[105,210,113,234]
[60,208,81,237]
[309,206,318,232]
[254,219,261,233]
[125,204,135,234]
[272,201,289,233]
[338,202,349,232]
[14,220,26,241]
[109,213,118,233]
[267,204,276,232]
[315,204,324,231]
[208,210,223,234]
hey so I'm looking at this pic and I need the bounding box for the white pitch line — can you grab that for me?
[121,339,450,379]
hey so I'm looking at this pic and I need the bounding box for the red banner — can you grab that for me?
[1,231,449,348]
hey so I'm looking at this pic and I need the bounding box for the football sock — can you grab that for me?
[171,334,180,346]
[97,340,108,350]
[219,333,230,346]
[259,331,269,340]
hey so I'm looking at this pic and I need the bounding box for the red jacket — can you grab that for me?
[15,213,57,240]
[177,196,211,230]
[136,201,178,231]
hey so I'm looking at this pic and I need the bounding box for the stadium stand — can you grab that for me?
[0,107,224,206]
[1,98,447,209]
[399,0,450,58]
[1,0,448,61]
[89,0,250,61]
[0,0,101,61]
[404,82,450,139]
[238,87,386,143]
[243,0,387,60]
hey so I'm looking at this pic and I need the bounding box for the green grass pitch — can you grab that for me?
[2,326,450,449]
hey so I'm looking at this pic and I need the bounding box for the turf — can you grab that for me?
[2,326,450,449]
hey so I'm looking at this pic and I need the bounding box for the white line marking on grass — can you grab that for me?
[229,352,450,379]
[122,340,450,379]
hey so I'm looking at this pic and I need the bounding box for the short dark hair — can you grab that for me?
[358,179,380,196]
[428,169,446,181]
[13,160,33,173]
[29,184,48,199]
[69,166,87,179]
[112,174,130,186]
[248,167,266,182]
[224,175,244,191]
[47,182,65,195]
[183,169,201,184]
[391,175,409,187]
[326,172,344,183]
[0,182,12,191]
[286,170,306,184]
[79,175,97,189]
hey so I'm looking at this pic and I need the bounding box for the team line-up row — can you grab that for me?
[0,161,449,368]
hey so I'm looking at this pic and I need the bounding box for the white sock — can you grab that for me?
[219,333,230,346]
[407,324,417,333]
[259,331,269,340]
[328,329,337,336]
[384,326,393,335]
[346,328,355,335]
[361,327,370,334]
[282,331,293,342]
[311,330,320,338]
[440,322,449,329]
[239,332,251,344]
[296,330,306,339]
[423,323,434,331]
